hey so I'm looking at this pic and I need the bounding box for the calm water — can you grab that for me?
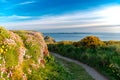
[43,33,120,42]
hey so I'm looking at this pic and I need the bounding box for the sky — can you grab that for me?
[0,0,120,33]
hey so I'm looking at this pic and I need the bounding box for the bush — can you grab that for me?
[80,36,104,48]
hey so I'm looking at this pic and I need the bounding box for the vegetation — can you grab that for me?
[48,36,120,80]
[2,26,119,80]
[55,56,94,80]
[26,55,73,80]
[0,27,73,80]
[80,36,104,48]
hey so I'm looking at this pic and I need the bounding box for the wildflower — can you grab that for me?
[3,51,5,54]
[1,45,4,48]
[0,48,3,53]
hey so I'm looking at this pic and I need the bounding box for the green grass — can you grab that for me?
[55,56,94,80]
[26,55,73,80]
[26,54,94,80]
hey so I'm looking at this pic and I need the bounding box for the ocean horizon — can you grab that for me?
[43,32,120,42]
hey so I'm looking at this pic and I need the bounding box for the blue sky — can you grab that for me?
[0,0,120,32]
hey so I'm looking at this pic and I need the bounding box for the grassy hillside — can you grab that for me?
[0,27,74,80]
[48,36,120,80]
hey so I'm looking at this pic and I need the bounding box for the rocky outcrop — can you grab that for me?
[44,36,56,44]
[0,27,49,80]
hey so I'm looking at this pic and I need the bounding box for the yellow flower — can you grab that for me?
[3,51,5,54]
[2,45,4,48]
[0,48,3,53]
[5,49,8,51]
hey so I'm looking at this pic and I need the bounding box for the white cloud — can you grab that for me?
[0,15,31,21]
[1,4,120,32]
[8,15,31,19]
[96,5,120,25]
[18,1,36,5]
[6,1,36,10]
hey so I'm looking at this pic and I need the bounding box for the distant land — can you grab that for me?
[43,32,120,41]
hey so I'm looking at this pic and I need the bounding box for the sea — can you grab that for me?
[43,33,120,42]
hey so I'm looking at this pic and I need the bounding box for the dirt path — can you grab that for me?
[51,52,108,80]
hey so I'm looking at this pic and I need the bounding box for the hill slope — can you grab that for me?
[0,27,73,80]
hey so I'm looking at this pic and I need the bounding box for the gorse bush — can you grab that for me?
[104,40,120,46]
[80,36,104,48]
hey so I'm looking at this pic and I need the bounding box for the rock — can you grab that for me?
[44,36,56,44]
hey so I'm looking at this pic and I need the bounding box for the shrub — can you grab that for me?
[80,36,104,48]
[73,42,81,47]
[108,63,120,79]
[58,41,73,45]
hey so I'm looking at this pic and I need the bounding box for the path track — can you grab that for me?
[51,52,108,80]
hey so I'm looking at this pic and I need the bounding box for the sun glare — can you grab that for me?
[99,5,120,25]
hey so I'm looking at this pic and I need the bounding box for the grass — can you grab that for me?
[48,36,120,80]
[54,56,94,80]
[26,55,73,80]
